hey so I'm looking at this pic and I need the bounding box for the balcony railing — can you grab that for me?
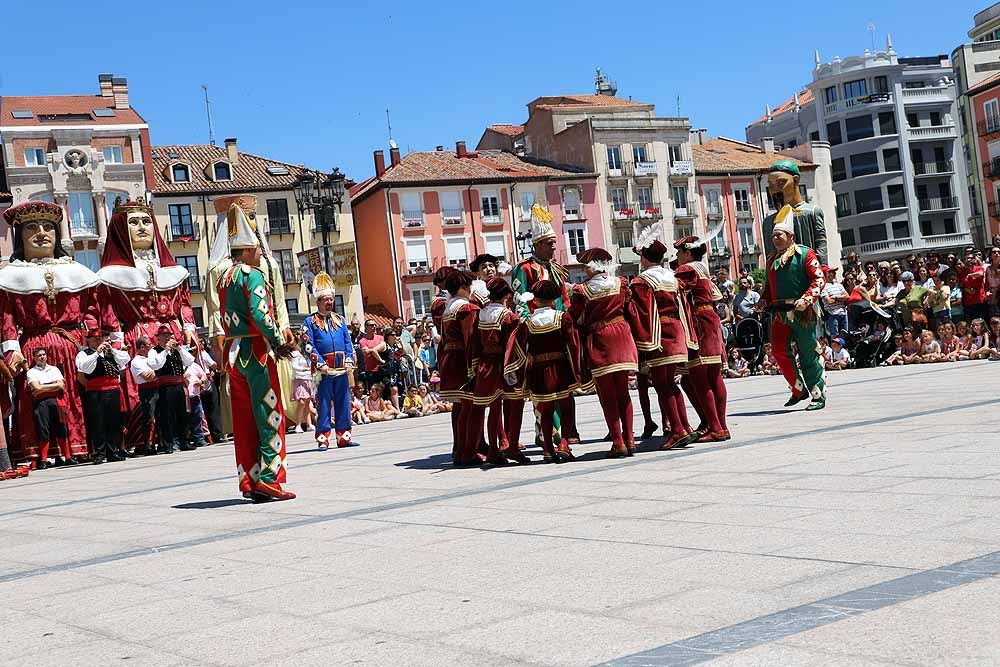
[167,224,200,241]
[562,208,584,221]
[705,203,723,219]
[918,196,959,212]
[617,246,641,264]
[402,213,426,229]
[907,125,957,141]
[606,163,627,178]
[480,214,504,225]
[979,119,1000,139]
[900,86,952,104]
[922,231,972,246]
[984,158,1000,179]
[740,243,759,256]
[267,217,291,235]
[441,208,464,225]
[674,205,696,219]
[836,206,853,218]
[669,160,694,177]
[735,207,753,219]
[824,92,892,115]
[611,202,663,222]
[842,238,916,257]
[69,220,98,237]
[633,161,657,177]
[913,160,954,176]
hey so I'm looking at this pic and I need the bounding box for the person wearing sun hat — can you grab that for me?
[757,209,827,410]
[762,159,828,264]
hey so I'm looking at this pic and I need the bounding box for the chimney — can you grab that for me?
[390,147,401,167]
[374,150,386,177]
[224,137,239,165]
[689,129,707,146]
[111,77,129,109]
[98,73,114,98]
[761,137,775,153]
[456,141,467,158]
[436,145,444,151]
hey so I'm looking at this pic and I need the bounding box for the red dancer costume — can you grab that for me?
[1,201,120,464]
[674,237,729,442]
[570,248,638,457]
[438,270,481,466]
[504,280,584,463]
[627,228,700,450]
[468,278,528,464]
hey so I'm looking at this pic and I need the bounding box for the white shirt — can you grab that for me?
[75,346,130,374]
[831,347,851,363]
[290,351,313,381]
[821,283,848,316]
[131,353,154,386]
[200,349,217,371]
[147,345,195,371]
[26,364,63,386]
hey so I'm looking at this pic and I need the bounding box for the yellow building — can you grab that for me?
[150,138,362,327]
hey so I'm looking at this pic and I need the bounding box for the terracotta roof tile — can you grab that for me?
[486,124,524,137]
[362,303,397,330]
[0,95,146,126]
[967,71,1000,96]
[748,88,814,125]
[531,94,648,110]
[150,144,312,194]
[693,137,816,174]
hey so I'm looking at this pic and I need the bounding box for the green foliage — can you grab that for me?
[750,268,767,287]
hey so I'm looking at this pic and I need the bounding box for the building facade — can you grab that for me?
[350,143,600,319]
[688,136,834,275]
[0,74,154,267]
[969,74,1000,241]
[480,93,699,276]
[150,139,362,327]
[747,42,974,261]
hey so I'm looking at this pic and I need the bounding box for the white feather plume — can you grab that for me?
[497,260,513,275]
[515,291,534,304]
[587,259,618,274]
[634,223,662,251]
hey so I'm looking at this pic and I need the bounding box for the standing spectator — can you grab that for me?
[732,277,760,320]
[916,266,934,289]
[896,272,929,332]
[289,348,315,433]
[380,329,406,397]
[715,288,734,345]
[198,338,223,444]
[879,265,903,305]
[825,337,851,370]
[860,271,881,303]
[417,334,437,382]
[183,361,209,448]
[820,266,849,337]
[716,267,734,294]
[844,251,863,279]
[927,252,942,277]
[359,319,386,389]
[738,266,755,289]
[963,257,990,323]
[987,247,1000,315]
[926,269,952,329]
[948,272,965,323]
[25,348,72,468]
[129,337,159,456]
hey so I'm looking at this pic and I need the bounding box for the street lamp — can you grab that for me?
[516,230,533,259]
[293,167,347,274]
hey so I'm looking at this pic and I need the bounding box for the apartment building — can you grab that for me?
[479,91,698,276]
[747,40,974,261]
[150,139,362,327]
[349,143,599,319]
[0,73,154,266]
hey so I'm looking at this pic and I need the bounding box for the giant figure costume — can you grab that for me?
[762,160,828,264]
[302,271,356,450]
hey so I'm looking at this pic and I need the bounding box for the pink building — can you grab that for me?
[350,142,600,319]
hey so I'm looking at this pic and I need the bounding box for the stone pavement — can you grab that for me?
[1,360,1000,666]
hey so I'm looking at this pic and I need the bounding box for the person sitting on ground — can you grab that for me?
[825,337,851,370]
[899,328,921,364]
[724,348,751,378]
[401,384,424,417]
[761,342,779,375]
[818,336,833,366]
[917,329,943,363]
[884,333,906,366]
[939,322,964,362]
[969,318,992,360]
[364,383,399,422]
[955,320,972,354]
[351,383,370,425]
[990,317,1000,360]
[418,383,450,415]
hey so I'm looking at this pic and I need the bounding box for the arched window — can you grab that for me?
[213,162,232,181]
[172,164,190,183]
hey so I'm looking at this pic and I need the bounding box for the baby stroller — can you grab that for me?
[733,316,766,374]
[844,302,895,368]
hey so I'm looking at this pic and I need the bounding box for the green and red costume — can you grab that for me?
[764,244,826,401]
[219,262,288,494]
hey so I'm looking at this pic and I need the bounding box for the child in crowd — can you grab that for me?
[884,333,906,366]
[939,322,966,362]
[969,319,992,360]
[402,385,424,417]
[955,320,972,352]
[947,273,964,322]
[289,348,315,433]
[818,336,833,366]
[825,337,851,370]
[351,383,370,425]
[990,317,1000,360]
[761,342,780,375]
[917,329,943,363]
[724,348,750,378]
[364,383,399,422]
[418,384,450,415]
[183,361,209,447]
[900,328,921,364]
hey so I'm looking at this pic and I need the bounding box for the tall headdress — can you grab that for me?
[634,223,668,263]
[529,202,556,243]
[312,271,335,300]
[208,195,272,271]
[3,200,71,260]
[102,198,178,268]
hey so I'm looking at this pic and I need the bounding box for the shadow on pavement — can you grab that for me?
[172,499,250,510]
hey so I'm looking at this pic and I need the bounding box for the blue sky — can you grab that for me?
[1,0,980,181]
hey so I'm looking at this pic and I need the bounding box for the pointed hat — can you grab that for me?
[312,271,335,300]
[529,202,556,243]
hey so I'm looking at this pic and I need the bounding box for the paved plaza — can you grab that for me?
[2,361,1000,666]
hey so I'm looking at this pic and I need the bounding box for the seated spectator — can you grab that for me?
[955,320,972,352]
[939,322,966,362]
[917,330,943,363]
[760,342,779,375]
[899,328,921,364]
[884,333,907,366]
[364,383,399,422]
[854,321,888,367]
[990,317,1000,360]
[825,337,851,370]
[351,383,370,425]
[401,385,423,417]
[969,318,992,359]
[417,383,450,414]
[724,348,750,378]
[428,373,451,411]
[818,336,833,366]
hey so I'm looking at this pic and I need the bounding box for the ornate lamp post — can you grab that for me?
[515,230,533,260]
[293,167,346,273]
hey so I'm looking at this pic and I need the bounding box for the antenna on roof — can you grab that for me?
[676,94,681,116]
[202,84,216,146]
[867,23,877,53]
[386,108,398,150]
[595,67,617,96]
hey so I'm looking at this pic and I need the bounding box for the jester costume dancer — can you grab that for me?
[217,203,295,502]
[467,277,529,465]
[674,237,730,443]
[438,270,482,466]
[98,199,198,449]
[761,211,828,410]
[504,279,583,463]
[627,226,700,451]
[207,195,297,438]
[302,271,357,450]
[511,203,576,444]
[570,248,638,458]
[0,201,120,465]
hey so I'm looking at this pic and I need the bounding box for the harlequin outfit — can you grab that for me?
[217,203,294,502]
[627,231,700,450]
[98,200,198,449]
[0,201,120,464]
[302,272,356,450]
[674,246,729,442]
[764,240,827,409]
[438,276,481,465]
[570,250,638,457]
[75,335,131,462]
[504,281,584,463]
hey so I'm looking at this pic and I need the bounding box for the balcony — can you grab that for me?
[266,217,291,235]
[617,246,640,264]
[480,214,504,226]
[984,158,1000,179]
[907,125,957,141]
[842,238,915,257]
[611,202,663,222]
[824,92,893,115]
[441,208,464,226]
[400,258,432,277]
[978,119,1000,139]
[69,220,98,239]
[900,86,953,105]
[401,213,426,230]
[634,161,658,177]
[705,203,723,220]
[669,160,694,178]
[674,205,696,219]
[918,196,959,212]
[562,208,584,221]
[913,160,954,176]
[606,164,628,179]
[922,231,972,247]
[735,207,753,220]
[167,224,200,242]
[740,243,759,256]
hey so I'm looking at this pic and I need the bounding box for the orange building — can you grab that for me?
[350,142,599,319]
